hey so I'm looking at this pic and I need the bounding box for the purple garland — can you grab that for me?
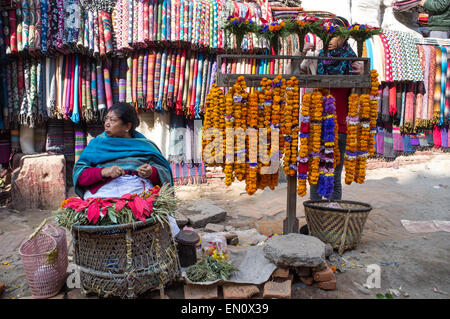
[317,95,336,199]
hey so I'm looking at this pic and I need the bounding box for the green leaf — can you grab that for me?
[108,210,118,224]
[385,293,394,299]
[376,294,385,299]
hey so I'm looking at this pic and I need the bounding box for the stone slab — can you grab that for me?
[222,284,260,299]
[263,233,326,268]
[183,284,218,299]
[181,199,227,228]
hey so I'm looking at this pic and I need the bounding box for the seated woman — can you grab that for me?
[73,102,180,237]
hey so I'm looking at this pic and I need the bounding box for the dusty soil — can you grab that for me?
[1,153,449,299]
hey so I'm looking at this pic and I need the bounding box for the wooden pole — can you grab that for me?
[283,174,299,234]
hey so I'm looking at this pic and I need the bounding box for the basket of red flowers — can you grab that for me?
[54,184,181,298]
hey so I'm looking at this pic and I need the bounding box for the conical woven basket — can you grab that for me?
[303,200,372,255]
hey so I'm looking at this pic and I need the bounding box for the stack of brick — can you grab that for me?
[263,267,293,299]
[312,263,337,290]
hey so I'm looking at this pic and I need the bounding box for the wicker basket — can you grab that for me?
[72,218,181,299]
[303,200,372,255]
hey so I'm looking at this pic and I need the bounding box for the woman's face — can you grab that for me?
[328,37,346,51]
[104,111,131,138]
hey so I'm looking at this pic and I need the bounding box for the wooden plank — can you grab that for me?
[217,54,372,88]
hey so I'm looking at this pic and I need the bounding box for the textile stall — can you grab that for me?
[361,31,450,157]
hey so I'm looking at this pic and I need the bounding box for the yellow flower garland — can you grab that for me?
[345,93,359,185]
[308,89,323,185]
[297,92,311,197]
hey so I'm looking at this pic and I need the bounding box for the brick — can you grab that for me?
[263,280,292,299]
[299,276,314,286]
[0,282,4,295]
[318,278,337,291]
[272,267,290,279]
[184,284,218,299]
[313,266,335,283]
[222,284,260,299]
[295,267,312,277]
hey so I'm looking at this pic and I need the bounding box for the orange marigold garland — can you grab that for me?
[289,78,300,177]
[246,92,259,195]
[354,93,370,184]
[297,91,311,196]
[369,70,379,157]
[224,89,235,186]
[344,93,359,185]
[308,89,323,186]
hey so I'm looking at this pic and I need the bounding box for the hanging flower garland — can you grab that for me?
[246,91,259,195]
[224,89,235,186]
[202,86,215,166]
[308,89,323,186]
[346,24,382,58]
[354,93,370,184]
[233,76,247,182]
[297,92,311,197]
[317,91,336,199]
[289,77,300,177]
[369,70,380,157]
[344,93,360,185]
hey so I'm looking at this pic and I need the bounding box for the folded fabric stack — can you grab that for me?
[392,0,422,12]
[418,13,428,26]
[271,6,303,21]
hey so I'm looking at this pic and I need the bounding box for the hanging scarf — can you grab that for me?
[388,83,397,116]
[143,51,148,105]
[146,50,156,110]
[433,47,442,124]
[446,45,450,126]
[102,11,113,55]
[404,82,415,132]
[126,56,132,103]
[111,58,120,104]
[96,60,106,118]
[131,52,138,108]
[137,51,144,109]
[118,58,127,103]
[156,49,168,111]
[85,60,93,121]
[103,61,113,110]
[439,46,447,126]
[176,49,187,115]
[195,52,204,119]
[167,49,177,109]
[182,50,191,116]
[90,60,98,117]
[153,51,161,106]
[428,46,437,126]
[172,49,182,108]
[71,54,80,123]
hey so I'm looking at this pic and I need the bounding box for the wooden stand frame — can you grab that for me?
[216,54,372,234]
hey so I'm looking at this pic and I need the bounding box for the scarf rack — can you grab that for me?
[216,53,372,234]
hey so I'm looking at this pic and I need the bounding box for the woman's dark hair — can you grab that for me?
[331,16,350,28]
[107,102,140,132]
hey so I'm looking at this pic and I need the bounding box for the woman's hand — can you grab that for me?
[302,42,315,54]
[137,164,153,179]
[350,61,364,75]
[101,166,125,179]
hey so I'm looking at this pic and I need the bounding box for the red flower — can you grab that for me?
[114,199,127,212]
[87,200,101,224]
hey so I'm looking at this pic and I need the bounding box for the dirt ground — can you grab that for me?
[1,153,449,299]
